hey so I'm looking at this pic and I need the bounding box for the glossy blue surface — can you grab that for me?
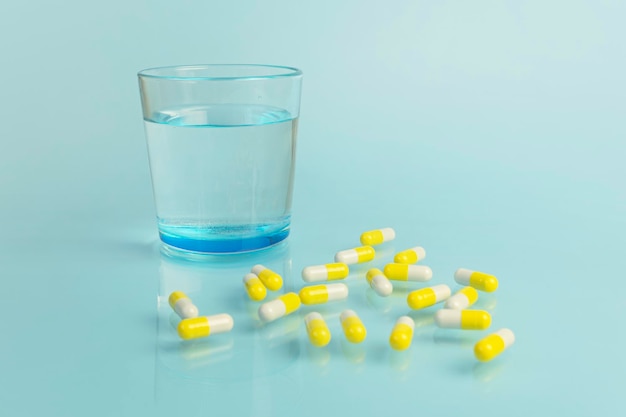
[1,1,625,416]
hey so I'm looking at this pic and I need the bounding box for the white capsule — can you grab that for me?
[444,287,479,310]
[366,268,393,297]
[497,328,515,347]
[301,263,349,282]
[304,312,332,347]
[243,273,267,301]
[299,283,349,305]
[389,316,415,351]
[251,264,283,291]
[334,246,375,265]
[340,309,367,344]
[177,314,234,340]
[258,293,301,323]
[174,299,198,319]
[474,328,516,361]
[383,263,433,282]
[406,284,452,309]
[434,309,492,330]
[168,291,199,319]
[454,268,499,292]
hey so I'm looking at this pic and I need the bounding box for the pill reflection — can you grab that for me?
[177,336,235,369]
[340,339,366,364]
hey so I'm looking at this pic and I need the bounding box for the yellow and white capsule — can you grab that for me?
[444,286,479,310]
[454,268,498,292]
[302,263,349,283]
[299,283,349,305]
[389,316,415,351]
[251,264,283,291]
[384,263,433,282]
[305,312,331,347]
[393,246,426,264]
[435,309,492,330]
[474,328,515,361]
[334,245,375,265]
[243,273,267,301]
[177,313,234,340]
[340,309,367,343]
[168,291,199,319]
[366,268,393,297]
[407,284,451,309]
[258,292,301,322]
[360,227,396,246]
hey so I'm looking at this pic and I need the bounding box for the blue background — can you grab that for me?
[1,1,625,416]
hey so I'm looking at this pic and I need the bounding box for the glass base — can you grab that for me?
[158,222,290,254]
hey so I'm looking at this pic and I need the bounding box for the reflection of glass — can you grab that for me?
[138,65,303,254]
[155,242,299,389]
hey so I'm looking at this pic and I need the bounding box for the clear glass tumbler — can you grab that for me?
[138,65,303,253]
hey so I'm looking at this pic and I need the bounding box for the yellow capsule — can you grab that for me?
[407,285,451,309]
[444,286,479,309]
[168,291,199,319]
[360,227,396,246]
[384,263,433,282]
[302,263,349,282]
[454,268,498,292]
[474,328,515,361]
[335,246,375,265]
[258,292,301,322]
[243,273,267,301]
[251,264,283,291]
[393,246,426,264]
[305,312,331,347]
[340,309,367,343]
[299,283,349,305]
[435,309,492,330]
[389,316,415,351]
[177,314,234,340]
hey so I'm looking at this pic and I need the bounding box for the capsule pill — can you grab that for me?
[366,268,393,297]
[258,293,301,322]
[389,316,415,351]
[335,246,375,265]
[299,283,349,305]
[360,228,396,245]
[393,246,426,264]
[243,273,267,301]
[251,264,283,291]
[454,268,498,292]
[407,285,451,309]
[177,314,234,340]
[340,310,367,344]
[302,263,349,283]
[169,291,199,319]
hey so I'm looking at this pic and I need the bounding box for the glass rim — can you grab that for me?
[137,64,302,81]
